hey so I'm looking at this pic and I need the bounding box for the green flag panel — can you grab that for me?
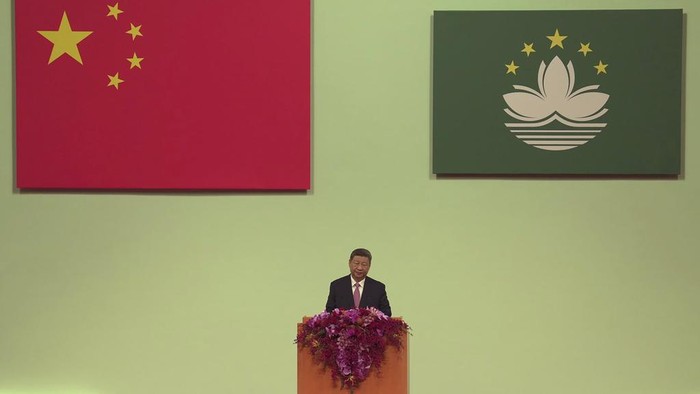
[432,10,682,175]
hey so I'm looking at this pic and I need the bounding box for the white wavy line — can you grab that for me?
[512,85,544,99]
[504,113,607,128]
[573,108,608,122]
[570,85,600,97]
[503,108,542,122]
[566,61,575,97]
[535,145,579,151]
[524,140,589,145]
[516,135,597,139]
[537,61,546,97]
[510,129,601,133]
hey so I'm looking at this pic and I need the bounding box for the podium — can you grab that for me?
[297,317,408,394]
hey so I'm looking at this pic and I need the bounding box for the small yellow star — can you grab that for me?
[547,29,567,49]
[505,60,519,75]
[126,23,143,40]
[127,52,144,69]
[107,3,124,20]
[107,72,124,89]
[521,43,535,57]
[578,43,593,56]
[594,60,608,75]
[37,12,93,65]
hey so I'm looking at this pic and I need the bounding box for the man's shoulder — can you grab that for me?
[364,276,386,288]
[330,275,386,288]
[330,275,351,285]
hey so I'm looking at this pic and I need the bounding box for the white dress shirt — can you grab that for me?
[351,277,366,299]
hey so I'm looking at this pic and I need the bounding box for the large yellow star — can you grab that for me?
[37,12,93,65]
[505,60,519,75]
[594,60,608,75]
[107,72,124,89]
[127,52,144,69]
[547,29,567,49]
[107,3,124,20]
[126,23,143,40]
[521,43,535,57]
[578,42,593,56]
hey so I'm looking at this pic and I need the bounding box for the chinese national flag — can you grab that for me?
[15,0,310,190]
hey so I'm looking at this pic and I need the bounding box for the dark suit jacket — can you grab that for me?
[325,275,392,317]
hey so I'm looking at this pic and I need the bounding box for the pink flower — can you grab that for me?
[296,308,410,391]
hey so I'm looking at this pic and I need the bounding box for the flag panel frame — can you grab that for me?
[15,0,311,190]
[432,9,683,176]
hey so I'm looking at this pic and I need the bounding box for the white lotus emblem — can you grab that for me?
[503,56,609,151]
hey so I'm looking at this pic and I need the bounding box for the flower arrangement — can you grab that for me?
[296,308,410,391]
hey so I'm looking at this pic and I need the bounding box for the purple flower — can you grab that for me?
[296,308,410,391]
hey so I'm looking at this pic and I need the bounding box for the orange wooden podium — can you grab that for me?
[297,318,408,394]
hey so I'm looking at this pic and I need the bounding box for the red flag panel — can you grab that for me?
[16,0,310,190]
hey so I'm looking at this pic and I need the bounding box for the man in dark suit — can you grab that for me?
[325,248,392,316]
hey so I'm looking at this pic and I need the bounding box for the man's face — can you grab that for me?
[349,255,371,282]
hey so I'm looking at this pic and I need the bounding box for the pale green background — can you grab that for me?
[1,0,698,393]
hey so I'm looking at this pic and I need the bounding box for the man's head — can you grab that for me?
[348,248,372,282]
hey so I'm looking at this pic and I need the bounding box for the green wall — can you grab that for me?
[1,1,698,393]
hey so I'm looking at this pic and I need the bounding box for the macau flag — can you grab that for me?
[432,10,682,175]
[15,0,310,190]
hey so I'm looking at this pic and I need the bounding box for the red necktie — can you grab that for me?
[353,283,361,309]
